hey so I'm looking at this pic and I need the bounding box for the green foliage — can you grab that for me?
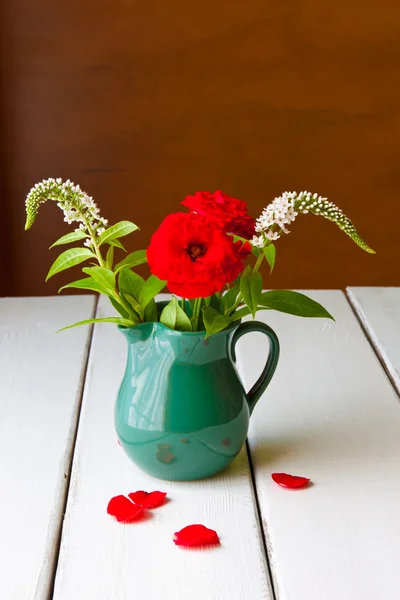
[109,296,131,319]
[144,299,158,322]
[58,316,135,332]
[202,306,233,338]
[138,275,166,312]
[230,306,252,321]
[46,248,94,281]
[221,286,239,314]
[264,244,276,272]
[59,277,107,294]
[110,239,127,251]
[259,290,334,320]
[114,250,147,274]
[98,221,138,246]
[82,266,115,294]
[50,230,88,248]
[123,293,141,314]
[106,245,115,270]
[240,267,262,318]
[160,297,192,331]
[119,268,145,300]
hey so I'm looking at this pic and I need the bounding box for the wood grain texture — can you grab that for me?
[237,291,400,600]
[0,296,96,600]
[347,287,400,397]
[3,0,400,296]
[53,296,273,600]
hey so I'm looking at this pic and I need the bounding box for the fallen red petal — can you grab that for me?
[173,524,220,547]
[128,490,167,509]
[271,472,310,488]
[107,495,144,523]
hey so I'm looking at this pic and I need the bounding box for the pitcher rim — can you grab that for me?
[117,320,240,337]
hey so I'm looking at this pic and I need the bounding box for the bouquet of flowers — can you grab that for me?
[25,180,374,336]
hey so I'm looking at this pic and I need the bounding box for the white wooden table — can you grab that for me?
[1,288,400,600]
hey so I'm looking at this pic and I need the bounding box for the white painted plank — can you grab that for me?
[0,296,96,600]
[53,295,273,600]
[237,290,400,600]
[347,287,400,396]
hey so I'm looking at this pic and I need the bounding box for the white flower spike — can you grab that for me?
[252,191,374,253]
[25,178,107,238]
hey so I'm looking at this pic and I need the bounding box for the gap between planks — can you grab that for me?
[44,295,99,600]
[345,288,400,402]
[246,439,278,600]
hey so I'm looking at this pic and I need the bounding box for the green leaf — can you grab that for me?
[221,286,239,314]
[230,306,251,321]
[106,245,115,270]
[109,296,130,319]
[58,316,135,332]
[50,230,88,248]
[144,299,158,322]
[124,293,141,313]
[98,221,139,246]
[138,275,166,311]
[259,290,335,320]
[208,294,221,312]
[110,239,127,251]
[202,306,232,338]
[115,294,141,323]
[46,248,94,281]
[119,268,145,300]
[59,277,106,294]
[240,269,262,318]
[82,266,115,293]
[202,305,219,327]
[230,305,269,321]
[160,297,192,331]
[114,249,147,274]
[264,244,276,273]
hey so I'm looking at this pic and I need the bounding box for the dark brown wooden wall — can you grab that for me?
[2,0,400,296]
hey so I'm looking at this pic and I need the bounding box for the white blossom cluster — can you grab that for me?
[251,191,375,253]
[25,178,108,246]
[251,191,300,247]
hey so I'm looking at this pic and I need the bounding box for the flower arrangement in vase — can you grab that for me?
[25,180,374,480]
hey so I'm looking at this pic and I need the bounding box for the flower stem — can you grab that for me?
[86,221,106,268]
[228,292,244,316]
[253,252,264,273]
[192,297,203,331]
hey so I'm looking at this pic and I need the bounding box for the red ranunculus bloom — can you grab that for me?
[147,212,245,298]
[182,190,255,240]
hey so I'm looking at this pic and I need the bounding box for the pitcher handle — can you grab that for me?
[230,321,280,415]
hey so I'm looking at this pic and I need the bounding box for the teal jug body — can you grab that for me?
[115,320,279,481]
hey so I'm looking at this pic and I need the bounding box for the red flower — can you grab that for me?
[107,495,144,523]
[173,524,220,547]
[147,212,245,298]
[182,190,255,240]
[128,491,167,509]
[271,473,310,489]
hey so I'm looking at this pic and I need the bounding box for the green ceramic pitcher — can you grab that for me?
[115,316,279,481]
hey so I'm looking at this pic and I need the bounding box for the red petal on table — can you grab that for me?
[128,490,167,509]
[271,472,310,488]
[107,495,144,523]
[173,524,220,547]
